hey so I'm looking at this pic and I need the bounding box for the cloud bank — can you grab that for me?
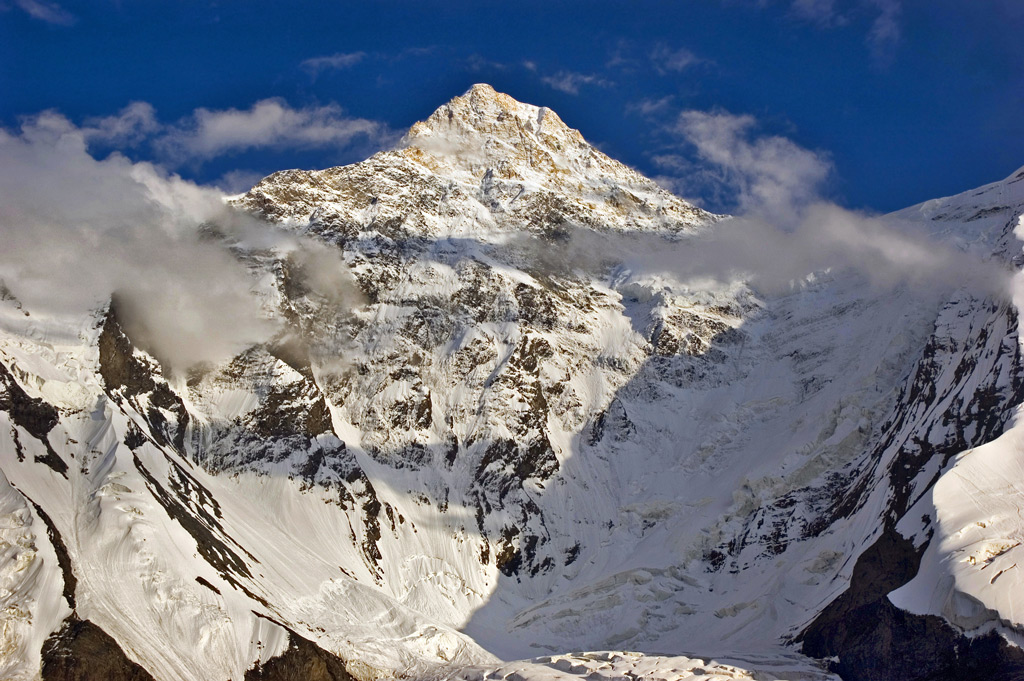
[0,110,363,375]
[300,51,367,75]
[520,106,1008,301]
[0,112,276,372]
[541,71,613,95]
[2,89,1003,381]
[663,108,1005,297]
[11,0,73,25]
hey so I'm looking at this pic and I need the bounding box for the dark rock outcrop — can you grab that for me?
[800,528,1024,681]
[21,493,77,609]
[97,304,190,451]
[0,361,66,476]
[41,617,155,681]
[245,631,355,681]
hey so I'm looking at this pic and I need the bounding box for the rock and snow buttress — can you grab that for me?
[3,84,1024,680]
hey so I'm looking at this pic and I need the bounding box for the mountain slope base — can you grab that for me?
[243,632,355,681]
[801,527,1024,680]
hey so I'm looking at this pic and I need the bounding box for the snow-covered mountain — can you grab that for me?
[2,83,1024,680]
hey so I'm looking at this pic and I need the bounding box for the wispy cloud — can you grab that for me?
[865,0,901,64]
[83,102,161,146]
[0,110,367,373]
[790,0,844,26]
[520,106,1006,301]
[11,0,73,24]
[606,39,642,71]
[78,98,394,167]
[395,46,436,59]
[739,0,901,63]
[464,54,509,73]
[649,45,702,74]
[626,96,675,117]
[300,51,366,75]
[157,99,388,163]
[672,109,831,220]
[300,47,437,75]
[541,71,613,95]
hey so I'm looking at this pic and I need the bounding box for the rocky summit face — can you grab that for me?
[2,84,1024,681]
[236,83,711,235]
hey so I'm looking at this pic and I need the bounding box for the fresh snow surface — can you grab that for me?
[892,417,1024,645]
[0,468,70,681]
[442,650,837,681]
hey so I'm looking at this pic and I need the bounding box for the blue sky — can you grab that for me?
[2,0,1022,213]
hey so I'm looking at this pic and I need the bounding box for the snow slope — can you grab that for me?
[892,418,1024,642]
[1,85,1023,680]
[890,212,1024,647]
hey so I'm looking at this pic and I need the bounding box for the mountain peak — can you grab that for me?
[463,82,502,102]
[399,83,576,161]
[236,85,714,232]
[456,83,562,126]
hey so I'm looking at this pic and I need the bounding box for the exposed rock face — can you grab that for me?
[236,83,712,236]
[801,528,1024,681]
[41,617,155,681]
[0,358,65,475]
[244,630,354,681]
[98,306,191,451]
[1,85,1024,681]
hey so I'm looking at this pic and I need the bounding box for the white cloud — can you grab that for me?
[650,45,701,74]
[83,102,161,146]
[300,51,366,74]
[153,98,391,164]
[12,0,73,25]
[650,153,692,173]
[608,105,1007,299]
[541,71,613,95]
[73,98,393,167]
[673,110,831,221]
[866,0,901,63]
[627,96,675,117]
[0,110,367,374]
[790,0,843,25]
[214,169,266,195]
[520,124,1005,301]
[536,199,1006,300]
[0,113,277,372]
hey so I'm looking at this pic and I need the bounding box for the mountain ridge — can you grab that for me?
[0,85,1023,680]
